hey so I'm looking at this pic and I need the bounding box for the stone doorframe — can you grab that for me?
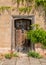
[11,15,35,51]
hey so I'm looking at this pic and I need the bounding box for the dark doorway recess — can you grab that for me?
[14,19,32,52]
[11,15,35,53]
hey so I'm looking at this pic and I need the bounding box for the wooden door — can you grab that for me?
[14,19,31,52]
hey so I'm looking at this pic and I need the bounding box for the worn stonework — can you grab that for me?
[0,13,11,48]
[0,0,45,52]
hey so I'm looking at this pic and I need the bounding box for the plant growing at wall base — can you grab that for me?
[27,51,42,59]
[27,24,46,49]
[5,53,12,59]
[13,53,18,57]
[5,53,18,59]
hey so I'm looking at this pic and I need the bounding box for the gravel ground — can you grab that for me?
[0,57,46,65]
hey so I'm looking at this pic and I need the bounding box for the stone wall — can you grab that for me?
[0,12,11,48]
[0,0,11,6]
[0,0,45,52]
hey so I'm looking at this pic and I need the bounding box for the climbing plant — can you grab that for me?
[35,0,46,7]
[35,0,46,21]
[12,0,34,14]
[19,6,32,14]
[0,0,46,15]
[12,0,46,14]
[19,7,27,13]
[0,6,11,13]
[35,0,46,12]
[21,0,24,5]
[17,0,21,7]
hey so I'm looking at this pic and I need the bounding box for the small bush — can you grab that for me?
[5,52,18,59]
[41,45,46,49]
[27,24,46,46]
[13,53,18,57]
[27,51,42,59]
[5,53,12,59]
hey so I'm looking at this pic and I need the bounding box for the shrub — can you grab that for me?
[5,53,12,59]
[13,53,18,57]
[5,53,18,59]
[41,45,46,49]
[27,51,42,59]
[27,24,46,47]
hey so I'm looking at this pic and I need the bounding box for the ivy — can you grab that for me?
[0,6,12,12]
[12,0,46,10]
[35,0,46,24]
[19,6,32,14]
[21,0,24,5]
[35,0,46,12]
[0,0,46,15]
[27,6,32,14]
[17,0,21,7]
[19,7,27,13]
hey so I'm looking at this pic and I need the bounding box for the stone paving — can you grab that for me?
[0,57,46,65]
